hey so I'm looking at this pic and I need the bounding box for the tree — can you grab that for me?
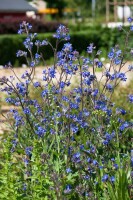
[65,0,92,20]
[44,0,67,19]
[65,0,113,22]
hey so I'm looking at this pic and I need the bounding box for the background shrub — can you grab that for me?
[0,26,132,66]
[0,17,62,34]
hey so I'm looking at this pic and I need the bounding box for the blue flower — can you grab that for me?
[119,121,129,131]
[35,126,46,137]
[35,53,41,60]
[55,112,61,118]
[23,37,33,49]
[23,107,30,115]
[41,89,48,97]
[110,176,115,183]
[18,21,32,34]
[114,58,121,65]
[87,43,94,54]
[92,160,98,166]
[53,24,70,40]
[79,144,84,150]
[111,158,115,162]
[113,163,119,170]
[33,82,40,88]
[27,23,32,30]
[95,100,107,111]
[30,61,35,67]
[105,70,111,78]
[66,168,72,173]
[35,40,41,46]
[70,124,78,133]
[87,158,91,163]
[105,132,112,141]
[116,49,122,57]
[82,71,90,77]
[108,51,114,59]
[41,40,48,46]
[128,17,133,23]
[5,97,15,104]
[116,108,126,115]
[83,58,90,64]
[64,185,72,194]
[50,129,55,134]
[23,158,29,166]
[102,174,108,182]
[18,29,23,34]
[22,183,27,191]
[130,26,133,31]
[91,89,98,96]
[11,139,17,152]
[73,152,80,158]
[110,73,116,80]
[48,67,56,78]
[16,50,27,57]
[128,94,133,103]
[15,115,24,127]
[25,147,32,156]
[16,82,27,96]
[83,109,90,117]
[131,157,133,167]
[106,84,113,92]
[70,102,79,109]
[97,61,103,68]
[63,42,73,52]
[72,151,81,162]
[89,75,95,81]
[62,96,69,102]
[103,140,109,145]
[84,176,90,180]
[118,72,127,81]
[21,70,30,79]
[128,65,133,71]
[59,81,65,89]
[11,139,17,147]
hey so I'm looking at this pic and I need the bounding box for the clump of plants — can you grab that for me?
[0,19,133,199]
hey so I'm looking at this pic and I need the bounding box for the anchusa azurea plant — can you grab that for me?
[0,20,133,199]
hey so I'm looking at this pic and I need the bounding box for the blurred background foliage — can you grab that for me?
[0,26,132,66]
[0,0,132,66]
[34,0,112,21]
[0,0,132,65]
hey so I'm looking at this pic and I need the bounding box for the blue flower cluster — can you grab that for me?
[53,24,70,40]
[0,21,132,199]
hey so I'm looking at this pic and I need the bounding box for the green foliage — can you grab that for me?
[103,165,131,200]
[65,0,110,20]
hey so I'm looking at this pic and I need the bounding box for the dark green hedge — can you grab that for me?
[0,27,130,66]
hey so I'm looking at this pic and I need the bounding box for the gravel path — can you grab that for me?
[0,62,132,84]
